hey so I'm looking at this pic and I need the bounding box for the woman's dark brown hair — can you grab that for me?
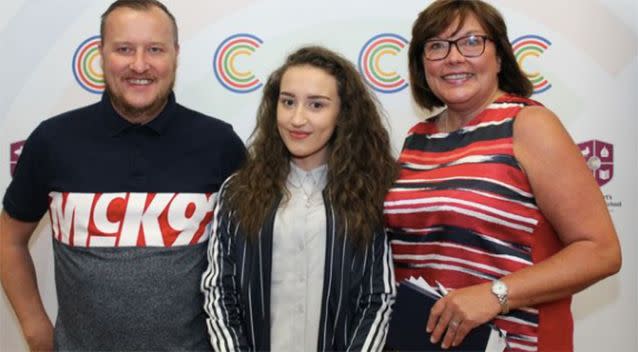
[408,0,533,110]
[224,46,398,246]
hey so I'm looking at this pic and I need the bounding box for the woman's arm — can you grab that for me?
[201,187,250,351]
[347,230,396,352]
[428,106,621,349]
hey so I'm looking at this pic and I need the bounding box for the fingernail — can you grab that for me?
[430,337,435,343]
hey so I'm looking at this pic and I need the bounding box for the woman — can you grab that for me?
[384,0,621,351]
[202,46,397,351]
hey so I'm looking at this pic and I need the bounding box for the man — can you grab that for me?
[0,0,245,350]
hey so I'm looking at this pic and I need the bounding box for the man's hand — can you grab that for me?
[22,315,54,352]
[0,211,52,351]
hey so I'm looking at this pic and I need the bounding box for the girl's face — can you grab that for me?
[277,65,340,171]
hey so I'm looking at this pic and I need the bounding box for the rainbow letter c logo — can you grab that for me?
[213,33,263,94]
[512,35,552,94]
[358,33,409,94]
[72,35,104,94]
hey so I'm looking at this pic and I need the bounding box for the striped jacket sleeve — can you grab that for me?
[347,230,396,351]
[201,181,249,351]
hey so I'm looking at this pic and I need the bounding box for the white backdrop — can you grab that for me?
[1,1,636,351]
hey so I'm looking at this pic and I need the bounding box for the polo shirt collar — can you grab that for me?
[100,91,177,136]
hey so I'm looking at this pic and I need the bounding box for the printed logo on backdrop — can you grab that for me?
[511,35,552,95]
[578,139,621,210]
[10,140,26,177]
[213,33,263,94]
[72,35,104,94]
[579,140,613,186]
[358,33,409,94]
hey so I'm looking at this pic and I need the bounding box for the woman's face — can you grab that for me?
[276,64,340,171]
[423,13,501,113]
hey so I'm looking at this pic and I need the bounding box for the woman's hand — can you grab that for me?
[426,282,501,349]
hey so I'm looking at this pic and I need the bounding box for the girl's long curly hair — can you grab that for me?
[224,46,398,247]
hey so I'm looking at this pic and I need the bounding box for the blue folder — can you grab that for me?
[386,280,495,351]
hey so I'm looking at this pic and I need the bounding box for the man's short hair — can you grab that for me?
[100,0,179,45]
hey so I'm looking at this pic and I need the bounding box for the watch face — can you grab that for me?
[493,281,507,295]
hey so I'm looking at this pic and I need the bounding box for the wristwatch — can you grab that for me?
[491,280,509,314]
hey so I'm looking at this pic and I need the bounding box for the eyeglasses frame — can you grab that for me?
[423,34,492,61]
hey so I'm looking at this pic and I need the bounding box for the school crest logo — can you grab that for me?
[578,140,613,186]
[10,140,26,177]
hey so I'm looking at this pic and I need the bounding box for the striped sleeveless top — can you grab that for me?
[384,94,573,351]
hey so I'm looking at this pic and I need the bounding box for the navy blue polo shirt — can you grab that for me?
[3,92,245,351]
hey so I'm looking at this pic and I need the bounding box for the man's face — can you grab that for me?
[100,6,178,123]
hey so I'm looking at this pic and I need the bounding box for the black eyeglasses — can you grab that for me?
[423,35,491,61]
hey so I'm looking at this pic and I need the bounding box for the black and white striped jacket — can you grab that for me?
[201,183,396,351]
